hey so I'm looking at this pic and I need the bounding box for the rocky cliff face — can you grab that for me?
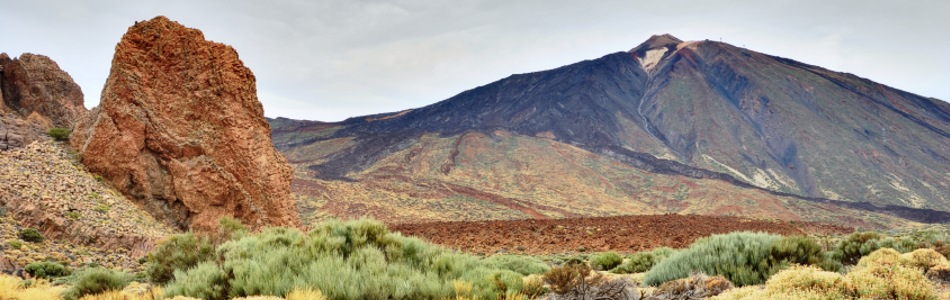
[0,52,86,149]
[0,52,85,128]
[71,16,300,231]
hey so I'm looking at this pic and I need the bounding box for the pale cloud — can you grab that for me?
[1,0,947,121]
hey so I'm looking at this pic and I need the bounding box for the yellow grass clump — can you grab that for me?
[713,251,939,300]
[900,248,948,272]
[764,265,846,298]
[857,247,902,267]
[286,288,326,300]
[0,273,66,300]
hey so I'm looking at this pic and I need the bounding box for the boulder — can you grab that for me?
[71,16,300,231]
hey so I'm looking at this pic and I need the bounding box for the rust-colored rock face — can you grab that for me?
[1,52,85,150]
[71,16,300,231]
[0,52,86,128]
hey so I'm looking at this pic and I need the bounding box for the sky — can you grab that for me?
[1,1,948,122]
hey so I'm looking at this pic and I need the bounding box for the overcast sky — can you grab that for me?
[1,1,947,121]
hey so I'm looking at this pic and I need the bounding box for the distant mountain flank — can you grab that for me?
[272,34,950,225]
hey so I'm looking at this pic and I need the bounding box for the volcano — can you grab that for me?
[272,34,950,226]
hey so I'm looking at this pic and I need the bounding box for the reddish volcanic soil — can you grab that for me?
[390,214,852,255]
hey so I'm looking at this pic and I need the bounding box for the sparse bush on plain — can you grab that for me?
[25,261,71,279]
[482,254,550,276]
[62,268,131,300]
[145,232,214,284]
[612,247,676,274]
[588,251,623,271]
[159,219,539,300]
[543,262,637,299]
[19,227,44,243]
[644,232,781,286]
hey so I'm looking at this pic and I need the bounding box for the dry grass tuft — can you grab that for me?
[0,273,66,300]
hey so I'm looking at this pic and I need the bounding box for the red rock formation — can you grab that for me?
[0,52,85,128]
[71,16,300,231]
[0,52,85,149]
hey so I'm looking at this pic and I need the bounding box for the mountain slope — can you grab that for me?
[273,34,950,225]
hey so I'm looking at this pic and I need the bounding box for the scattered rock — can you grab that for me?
[0,141,176,272]
[71,16,300,231]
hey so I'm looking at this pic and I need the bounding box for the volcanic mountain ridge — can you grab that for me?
[272,34,950,226]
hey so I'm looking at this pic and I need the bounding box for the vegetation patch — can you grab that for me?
[159,219,544,300]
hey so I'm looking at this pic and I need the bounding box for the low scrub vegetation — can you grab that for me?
[6,218,950,299]
[644,232,841,286]
[611,247,676,274]
[588,251,623,271]
[25,261,71,279]
[47,127,71,141]
[62,268,131,300]
[160,219,548,300]
[714,248,940,300]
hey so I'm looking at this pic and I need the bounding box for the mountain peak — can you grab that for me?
[631,34,683,53]
[630,34,683,71]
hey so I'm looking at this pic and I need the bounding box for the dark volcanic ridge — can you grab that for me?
[272,34,950,224]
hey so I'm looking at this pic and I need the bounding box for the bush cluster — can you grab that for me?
[644,233,839,286]
[159,219,546,300]
[47,128,70,141]
[145,232,214,284]
[18,228,44,243]
[714,248,940,300]
[62,268,131,300]
[25,261,71,279]
[588,251,623,271]
[611,247,676,274]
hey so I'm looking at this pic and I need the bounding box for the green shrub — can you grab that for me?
[482,254,549,276]
[18,228,43,243]
[145,232,214,284]
[644,232,781,286]
[6,240,22,250]
[61,268,131,300]
[589,251,623,271]
[612,247,676,274]
[47,128,70,141]
[24,261,70,279]
[768,236,840,272]
[163,262,228,300]
[161,218,534,300]
[837,232,882,265]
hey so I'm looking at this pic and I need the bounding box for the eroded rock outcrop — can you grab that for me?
[0,52,85,128]
[71,16,300,231]
[0,52,86,149]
